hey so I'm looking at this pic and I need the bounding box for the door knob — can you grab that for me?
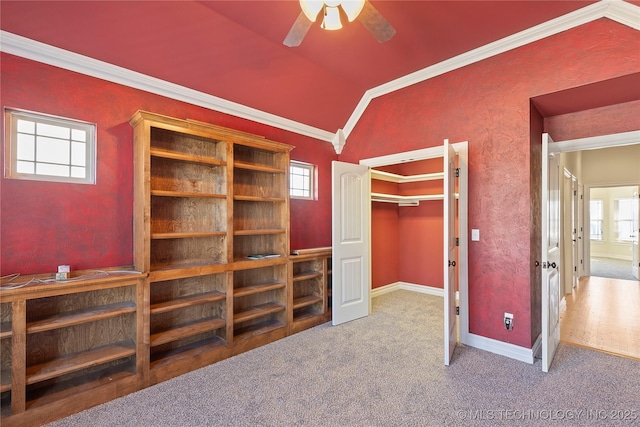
[550,262,557,269]
[448,260,456,267]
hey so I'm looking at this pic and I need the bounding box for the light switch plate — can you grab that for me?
[471,229,480,241]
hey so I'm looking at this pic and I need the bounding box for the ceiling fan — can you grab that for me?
[284,0,396,47]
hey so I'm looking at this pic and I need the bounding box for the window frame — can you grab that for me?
[589,199,603,241]
[4,108,97,184]
[289,160,315,200]
[614,197,634,242]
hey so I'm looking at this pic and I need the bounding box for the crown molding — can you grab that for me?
[2,1,637,153]
[0,31,336,144]
[342,0,640,139]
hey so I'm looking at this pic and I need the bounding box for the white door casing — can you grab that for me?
[633,189,639,280]
[331,161,371,325]
[542,133,561,372]
[444,140,457,366]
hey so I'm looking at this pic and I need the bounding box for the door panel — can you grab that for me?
[444,140,457,366]
[542,133,561,372]
[633,190,639,280]
[332,161,371,325]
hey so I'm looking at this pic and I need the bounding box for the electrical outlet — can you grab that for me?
[504,312,514,330]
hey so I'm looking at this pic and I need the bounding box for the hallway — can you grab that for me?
[560,275,640,360]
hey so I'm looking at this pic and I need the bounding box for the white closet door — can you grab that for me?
[332,161,371,325]
[542,133,561,372]
[444,140,457,366]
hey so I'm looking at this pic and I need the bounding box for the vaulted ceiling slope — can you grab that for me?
[1,1,639,144]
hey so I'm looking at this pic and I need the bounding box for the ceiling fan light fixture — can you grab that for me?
[299,0,324,22]
[340,0,366,22]
[321,6,343,30]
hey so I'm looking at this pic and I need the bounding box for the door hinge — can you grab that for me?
[455,168,460,178]
[573,190,577,196]
[456,306,459,315]
[574,266,577,272]
[456,237,459,246]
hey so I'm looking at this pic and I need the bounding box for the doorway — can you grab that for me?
[550,131,640,361]
[588,185,639,281]
[359,141,469,346]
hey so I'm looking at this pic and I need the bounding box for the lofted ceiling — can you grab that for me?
[1,1,639,138]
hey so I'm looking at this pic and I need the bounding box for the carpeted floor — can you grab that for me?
[590,257,638,281]
[45,290,640,427]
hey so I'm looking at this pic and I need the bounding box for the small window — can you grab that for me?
[4,108,96,184]
[614,198,634,242]
[590,199,603,241]
[290,160,315,200]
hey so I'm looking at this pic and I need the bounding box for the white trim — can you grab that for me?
[0,31,335,144]
[343,0,640,139]
[549,130,640,153]
[371,282,444,298]
[466,333,538,364]
[532,334,543,360]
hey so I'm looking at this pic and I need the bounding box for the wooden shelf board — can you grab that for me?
[151,231,227,240]
[25,368,136,411]
[26,342,136,385]
[150,335,226,370]
[233,302,285,324]
[150,291,226,315]
[150,260,227,275]
[150,147,226,166]
[233,195,285,202]
[233,319,285,341]
[293,309,324,323]
[233,161,285,174]
[293,271,323,282]
[293,295,323,310]
[151,190,226,199]
[150,317,226,347]
[0,322,11,339]
[233,229,286,236]
[27,302,136,334]
[234,281,286,298]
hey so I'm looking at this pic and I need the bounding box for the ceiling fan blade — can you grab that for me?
[284,12,314,47]
[358,1,396,43]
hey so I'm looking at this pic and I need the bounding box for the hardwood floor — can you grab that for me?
[559,275,640,360]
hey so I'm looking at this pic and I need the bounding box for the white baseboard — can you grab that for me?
[591,253,633,261]
[373,283,538,364]
[371,282,444,298]
[465,333,538,364]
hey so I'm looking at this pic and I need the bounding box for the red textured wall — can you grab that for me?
[0,53,335,275]
[340,19,640,347]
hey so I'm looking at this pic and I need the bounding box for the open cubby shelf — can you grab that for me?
[150,317,226,347]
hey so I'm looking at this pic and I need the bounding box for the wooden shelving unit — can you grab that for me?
[289,247,332,333]
[0,271,145,426]
[131,110,293,379]
[0,111,331,426]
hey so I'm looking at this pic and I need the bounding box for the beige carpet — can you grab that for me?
[46,290,640,426]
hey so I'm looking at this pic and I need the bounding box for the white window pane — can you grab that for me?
[16,160,34,174]
[291,189,305,197]
[17,134,35,161]
[71,142,86,166]
[36,136,70,164]
[71,166,86,178]
[71,129,87,142]
[37,122,70,139]
[36,162,69,177]
[292,174,304,189]
[17,119,35,134]
[303,176,310,187]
